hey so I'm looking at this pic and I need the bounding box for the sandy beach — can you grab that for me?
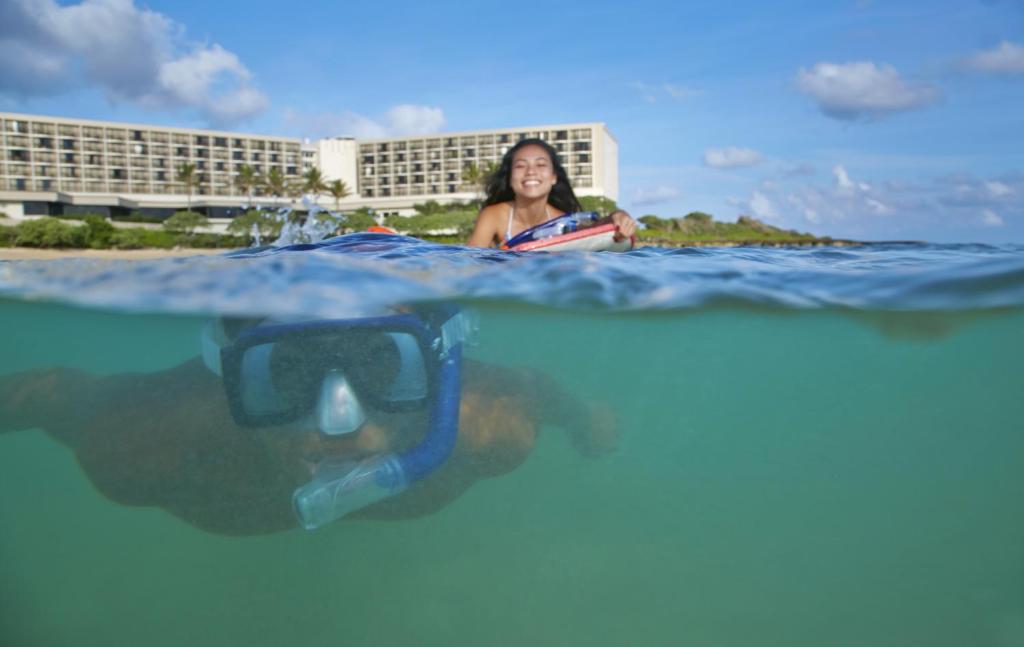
[0,247,235,261]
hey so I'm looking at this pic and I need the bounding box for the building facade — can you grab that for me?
[0,112,617,220]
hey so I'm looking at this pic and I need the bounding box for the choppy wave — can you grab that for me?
[1,234,1023,318]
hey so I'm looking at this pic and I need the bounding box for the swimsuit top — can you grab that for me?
[505,204,552,244]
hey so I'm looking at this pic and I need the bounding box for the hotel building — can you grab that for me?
[0,112,618,220]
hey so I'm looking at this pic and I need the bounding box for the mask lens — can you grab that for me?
[235,328,428,423]
[383,332,428,403]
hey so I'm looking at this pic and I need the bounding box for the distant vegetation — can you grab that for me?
[0,215,245,250]
[0,199,832,250]
[636,212,827,245]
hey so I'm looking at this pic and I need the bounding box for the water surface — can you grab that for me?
[1,237,1023,646]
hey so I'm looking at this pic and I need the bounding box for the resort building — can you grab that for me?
[0,111,618,220]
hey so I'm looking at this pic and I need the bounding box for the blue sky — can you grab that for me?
[1,0,1022,243]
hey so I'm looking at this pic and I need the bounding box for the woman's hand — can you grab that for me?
[609,209,638,241]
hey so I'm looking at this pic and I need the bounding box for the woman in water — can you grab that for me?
[467,138,638,248]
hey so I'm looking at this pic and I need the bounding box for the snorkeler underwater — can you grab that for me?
[0,296,617,536]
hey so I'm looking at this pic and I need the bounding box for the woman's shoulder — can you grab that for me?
[478,201,512,219]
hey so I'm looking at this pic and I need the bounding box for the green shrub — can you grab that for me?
[578,196,618,215]
[0,225,15,247]
[163,210,209,235]
[14,218,86,248]
[639,215,671,230]
[187,233,247,249]
[83,215,115,248]
[342,209,377,232]
[384,209,476,235]
[109,229,147,249]
[412,200,447,216]
[227,209,284,242]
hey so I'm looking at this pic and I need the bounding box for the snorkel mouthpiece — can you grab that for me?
[293,454,407,529]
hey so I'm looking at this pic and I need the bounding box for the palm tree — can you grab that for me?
[262,167,287,200]
[303,167,328,204]
[176,162,198,214]
[327,179,351,211]
[461,160,496,206]
[285,180,305,202]
[234,164,260,208]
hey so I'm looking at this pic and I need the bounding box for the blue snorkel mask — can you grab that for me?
[201,305,475,529]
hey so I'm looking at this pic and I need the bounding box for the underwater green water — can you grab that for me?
[2,298,1023,646]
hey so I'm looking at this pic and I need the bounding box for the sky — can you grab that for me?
[1,0,1022,243]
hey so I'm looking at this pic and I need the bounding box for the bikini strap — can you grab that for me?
[505,204,515,243]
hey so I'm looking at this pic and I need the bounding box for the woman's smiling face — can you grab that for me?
[509,144,557,199]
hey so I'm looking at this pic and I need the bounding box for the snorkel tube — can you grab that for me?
[292,312,469,529]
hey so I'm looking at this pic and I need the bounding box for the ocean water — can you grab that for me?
[1,235,1023,646]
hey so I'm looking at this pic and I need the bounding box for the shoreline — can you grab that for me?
[0,247,234,261]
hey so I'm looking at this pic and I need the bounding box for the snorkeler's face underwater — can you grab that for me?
[265,329,402,415]
[256,333,432,481]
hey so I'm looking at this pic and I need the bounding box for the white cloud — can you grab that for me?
[749,190,779,220]
[739,168,1023,241]
[986,181,1013,198]
[981,209,1004,227]
[385,105,446,136]
[963,41,1024,75]
[631,185,682,206]
[630,81,700,103]
[704,147,763,169]
[833,165,871,196]
[0,0,267,127]
[663,83,701,100]
[795,61,941,121]
[282,105,446,140]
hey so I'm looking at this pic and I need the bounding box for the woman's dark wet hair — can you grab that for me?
[482,138,582,213]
